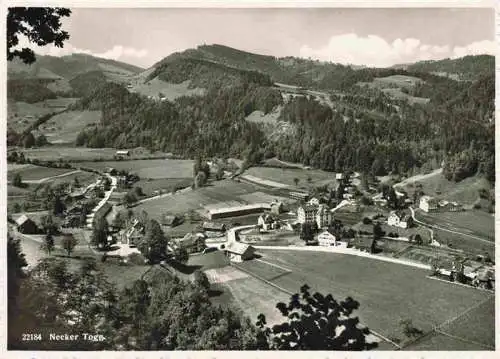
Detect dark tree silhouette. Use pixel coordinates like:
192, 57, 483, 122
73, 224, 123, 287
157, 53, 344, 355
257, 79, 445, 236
256, 284, 378, 350
7, 7, 71, 64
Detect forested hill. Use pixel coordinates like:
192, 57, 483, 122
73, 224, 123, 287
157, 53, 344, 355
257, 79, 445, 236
7, 53, 144, 101
71, 45, 494, 184
8, 53, 144, 80
393, 55, 494, 81
152, 44, 494, 90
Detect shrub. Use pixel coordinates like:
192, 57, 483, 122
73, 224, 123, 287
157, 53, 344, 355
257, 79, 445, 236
362, 217, 372, 225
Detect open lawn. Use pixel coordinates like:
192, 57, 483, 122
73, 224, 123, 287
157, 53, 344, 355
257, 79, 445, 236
244, 166, 336, 188
7, 164, 75, 181
78, 159, 194, 179
37, 110, 101, 144
251, 249, 494, 348
130, 78, 206, 101
416, 210, 494, 241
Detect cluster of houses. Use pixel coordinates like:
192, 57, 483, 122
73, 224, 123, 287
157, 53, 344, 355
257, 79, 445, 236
419, 196, 463, 213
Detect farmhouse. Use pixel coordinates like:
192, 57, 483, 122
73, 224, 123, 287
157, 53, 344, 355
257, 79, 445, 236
316, 204, 332, 228
202, 221, 226, 232
318, 230, 336, 246
174, 233, 205, 254
161, 214, 183, 228
419, 196, 438, 212
207, 203, 271, 220
115, 150, 130, 157
257, 213, 279, 231
15, 215, 38, 234
387, 211, 413, 229
270, 201, 285, 215
225, 241, 255, 262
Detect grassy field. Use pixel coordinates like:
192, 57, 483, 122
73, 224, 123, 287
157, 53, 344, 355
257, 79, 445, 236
135, 179, 270, 222
77, 159, 194, 179
416, 210, 494, 241
398, 171, 491, 206
23, 147, 121, 162
133, 178, 193, 196
7, 164, 75, 181
7, 98, 80, 132
250, 249, 494, 347
37, 110, 101, 144
130, 78, 206, 101
244, 166, 336, 188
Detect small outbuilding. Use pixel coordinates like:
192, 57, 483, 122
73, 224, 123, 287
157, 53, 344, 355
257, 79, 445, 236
15, 215, 39, 234
225, 241, 255, 262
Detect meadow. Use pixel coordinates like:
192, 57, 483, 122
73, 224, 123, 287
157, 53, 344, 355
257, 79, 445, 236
244, 166, 336, 188
248, 249, 494, 348
77, 159, 194, 179
416, 210, 494, 241
37, 110, 101, 144
7, 164, 75, 182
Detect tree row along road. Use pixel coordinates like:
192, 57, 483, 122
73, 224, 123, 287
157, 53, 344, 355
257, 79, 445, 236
408, 207, 493, 245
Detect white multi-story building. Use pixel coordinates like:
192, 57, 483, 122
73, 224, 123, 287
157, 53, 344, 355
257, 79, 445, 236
297, 205, 317, 224
316, 204, 332, 228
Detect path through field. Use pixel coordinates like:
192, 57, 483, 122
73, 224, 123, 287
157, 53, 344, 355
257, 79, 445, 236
7, 169, 82, 184
409, 207, 492, 245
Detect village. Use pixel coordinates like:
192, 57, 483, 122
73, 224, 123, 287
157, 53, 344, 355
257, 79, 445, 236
9, 151, 495, 293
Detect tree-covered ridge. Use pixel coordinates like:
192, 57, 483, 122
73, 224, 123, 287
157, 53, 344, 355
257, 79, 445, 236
7, 78, 58, 103
147, 57, 274, 89
68, 70, 110, 97
74, 80, 281, 156
149, 45, 494, 92
401, 55, 494, 81
8, 53, 144, 80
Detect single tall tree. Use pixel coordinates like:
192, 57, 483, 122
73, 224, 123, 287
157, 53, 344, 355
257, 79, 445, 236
61, 234, 77, 257
91, 217, 109, 250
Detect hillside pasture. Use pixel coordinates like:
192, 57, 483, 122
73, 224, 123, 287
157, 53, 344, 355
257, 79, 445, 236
77, 159, 194, 179
381, 88, 430, 105
23, 147, 120, 162
245, 106, 282, 125
37, 111, 101, 144
244, 166, 336, 188
130, 78, 206, 100
397, 172, 491, 206
252, 249, 494, 349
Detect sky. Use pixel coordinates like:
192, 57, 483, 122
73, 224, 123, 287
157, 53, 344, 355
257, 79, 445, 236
16, 7, 496, 69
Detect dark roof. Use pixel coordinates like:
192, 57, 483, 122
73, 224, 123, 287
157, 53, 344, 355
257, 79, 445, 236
203, 221, 226, 230
162, 215, 182, 226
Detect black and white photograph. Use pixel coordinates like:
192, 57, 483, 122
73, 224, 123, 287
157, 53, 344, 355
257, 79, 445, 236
3, 2, 496, 353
